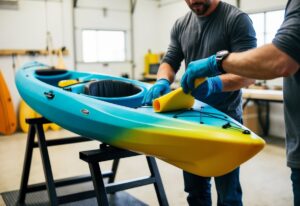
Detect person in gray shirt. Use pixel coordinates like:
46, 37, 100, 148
142, 0, 256, 205
180, 0, 300, 205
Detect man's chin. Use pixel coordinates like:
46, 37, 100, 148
193, 10, 206, 16
191, 3, 210, 16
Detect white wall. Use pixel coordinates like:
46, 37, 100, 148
241, 0, 286, 13
0, 0, 73, 110
133, 0, 161, 78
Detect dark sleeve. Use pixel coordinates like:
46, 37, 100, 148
228, 13, 257, 52
161, 20, 184, 73
273, 0, 300, 64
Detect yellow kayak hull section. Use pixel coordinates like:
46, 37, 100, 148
112, 119, 265, 177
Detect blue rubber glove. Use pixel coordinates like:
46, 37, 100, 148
181, 55, 220, 93
142, 79, 171, 105
191, 76, 223, 101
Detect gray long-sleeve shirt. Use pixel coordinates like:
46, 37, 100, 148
162, 1, 257, 120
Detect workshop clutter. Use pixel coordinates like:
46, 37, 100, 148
243, 102, 267, 136
143, 50, 164, 77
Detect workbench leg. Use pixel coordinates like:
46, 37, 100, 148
265, 101, 270, 136
257, 100, 270, 136
242, 99, 250, 110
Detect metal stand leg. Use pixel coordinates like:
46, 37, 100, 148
35, 123, 58, 206
17, 125, 36, 204
89, 162, 109, 206
108, 159, 119, 184
80, 144, 169, 206
146, 157, 169, 206
17, 117, 94, 205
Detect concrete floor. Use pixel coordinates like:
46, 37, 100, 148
0, 129, 293, 206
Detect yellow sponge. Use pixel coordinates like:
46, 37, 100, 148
153, 78, 206, 112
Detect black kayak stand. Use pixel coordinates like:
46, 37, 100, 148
17, 117, 93, 205
80, 143, 169, 206
17, 117, 168, 206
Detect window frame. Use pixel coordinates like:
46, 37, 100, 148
81, 29, 127, 63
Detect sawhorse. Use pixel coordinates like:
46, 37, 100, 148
17, 117, 168, 205
17, 117, 96, 205
80, 143, 169, 206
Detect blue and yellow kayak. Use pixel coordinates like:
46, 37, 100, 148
15, 61, 265, 177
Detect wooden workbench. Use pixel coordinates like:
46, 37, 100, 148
242, 88, 283, 102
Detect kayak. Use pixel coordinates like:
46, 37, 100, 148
15, 61, 265, 177
0, 71, 17, 135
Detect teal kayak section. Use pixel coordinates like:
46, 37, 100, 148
14, 61, 266, 177
15, 61, 249, 143
15, 62, 173, 143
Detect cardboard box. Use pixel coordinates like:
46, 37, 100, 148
243, 103, 266, 136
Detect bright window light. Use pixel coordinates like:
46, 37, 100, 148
249, 13, 264, 46
82, 30, 98, 62
266, 10, 285, 43
82, 30, 126, 62
249, 9, 284, 46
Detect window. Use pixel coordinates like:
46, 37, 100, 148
249, 10, 284, 46
82, 30, 126, 62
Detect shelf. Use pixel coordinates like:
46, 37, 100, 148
0, 49, 69, 56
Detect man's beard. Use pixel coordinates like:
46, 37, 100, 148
190, 1, 211, 16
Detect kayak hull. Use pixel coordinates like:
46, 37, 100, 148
15, 62, 265, 177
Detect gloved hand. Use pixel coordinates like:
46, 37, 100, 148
142, 79, 171, 105
181, 55, 220, 93
191, 76, 223, 101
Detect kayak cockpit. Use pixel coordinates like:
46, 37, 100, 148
84, 80, 142, 98
34, 68, 146, 108
83, 80, 144, 108
35, 68, 72, 86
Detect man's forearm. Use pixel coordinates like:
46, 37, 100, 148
157, 62, 176, 83
220, 74, 255, 92
223, 44, 299, 79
